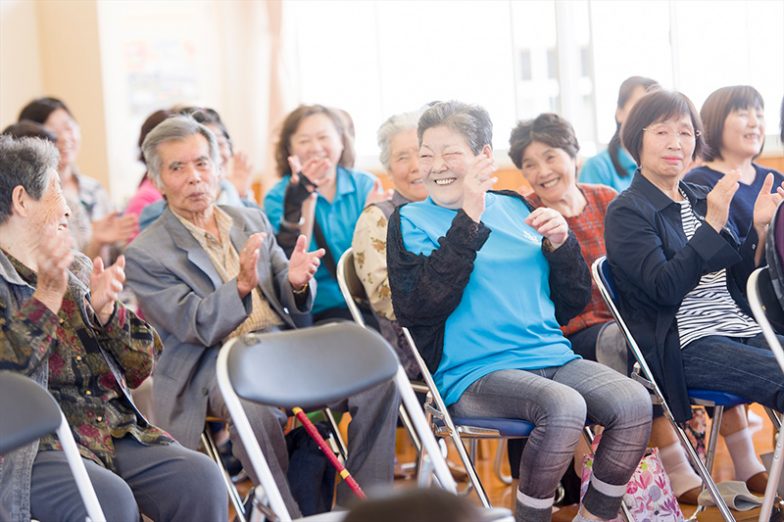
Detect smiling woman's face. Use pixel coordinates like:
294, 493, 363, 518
418, 125, 482, 209
519, 141, 577, 203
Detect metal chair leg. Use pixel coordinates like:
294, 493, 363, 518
760, 417, 784, 522
674, 415, 736, 522
201, 427, 247, 522
494, 438, 514, 485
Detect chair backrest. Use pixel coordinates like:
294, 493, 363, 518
0, 372, 107, 522
591, 258, 664, 399
217, 323, 459, 521
0, 371, 61, 454
336, 248, 369, 327
747, 267, 784, 377
226, 323, 399, 410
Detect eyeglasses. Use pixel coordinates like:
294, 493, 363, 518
642, 125, 701, 142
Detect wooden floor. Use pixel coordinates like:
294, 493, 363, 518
230, 404, 777, 520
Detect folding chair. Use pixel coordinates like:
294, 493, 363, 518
0, 371, 106, 522
201, 417, 249, 522
336, 249, 532, 507
593, 256, 751, 522
335, 250, 426, 466
746, 266, 784, 522
216, 323, 513, 522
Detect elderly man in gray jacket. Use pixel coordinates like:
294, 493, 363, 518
125, 115, 399, 516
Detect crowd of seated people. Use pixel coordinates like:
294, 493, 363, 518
1, 81, 783, 522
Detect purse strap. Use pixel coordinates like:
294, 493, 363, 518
312, 220, 338, 279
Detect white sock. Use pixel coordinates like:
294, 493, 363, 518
659, 442, 703, 496
724, 427, 766, 481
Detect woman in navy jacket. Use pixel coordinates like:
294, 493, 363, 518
604, 90, 784, 477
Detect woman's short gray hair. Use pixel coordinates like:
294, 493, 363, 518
142, 115, 220, 186
377, 110, 422, 170
0, 136, 59, 225
417, 101, 492, 154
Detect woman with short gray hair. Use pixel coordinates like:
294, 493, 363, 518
351, 110, 426, 378
0, 135, 227, 522
387, 101, 652, 522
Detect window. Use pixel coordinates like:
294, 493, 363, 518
286, 0, 784, 168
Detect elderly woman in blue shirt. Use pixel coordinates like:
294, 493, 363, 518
264, 104, 387, 323
387, 101, 652, 522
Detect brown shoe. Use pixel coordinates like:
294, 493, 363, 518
677, 486, 702, 505
746, 471, 769, 495
447, 460, 469, 482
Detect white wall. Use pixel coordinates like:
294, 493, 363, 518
0, 0, 43, 127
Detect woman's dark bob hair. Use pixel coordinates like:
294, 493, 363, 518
274, 104, 355, 178
508, 113, 579, 169
700, 85, 765, 162
621, 90, 704, 166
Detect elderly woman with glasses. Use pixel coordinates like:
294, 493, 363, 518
387, 101, 652, 522
604, 91, 784, 482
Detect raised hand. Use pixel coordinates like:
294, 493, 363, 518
92, 212, 138, 246
461, 155, 497, 222
227, 150, 254, 199
525, 207, 569, 250
237, 232, 266, 298
364, 178, 393, 208
33, 233, 74, 315
705, 169, 741, 232
90, 255, 125, 325
753, 173, 784, 233
288, 155, 331, 189
287, 234, 325, 288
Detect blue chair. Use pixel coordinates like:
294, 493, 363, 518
593, 256, 752, 522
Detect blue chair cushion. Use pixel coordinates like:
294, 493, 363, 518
451, 417, 535, 437
688, 389, 747, 407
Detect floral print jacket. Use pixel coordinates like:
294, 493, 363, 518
0, 248, 170, 522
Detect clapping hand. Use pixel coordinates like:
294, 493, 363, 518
461, 156, 497, 222
237, 233, 266, 298
90, 255, 125, 325
92, 212, 138, 246
289, 155, 331, 189
364, 178, 393, 208
34, 233, 74, 315
287, 235, 325, 289
752, 173, 784, 234
705, 169, 741, 232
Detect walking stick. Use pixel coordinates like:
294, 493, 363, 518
291, 407, 366, 499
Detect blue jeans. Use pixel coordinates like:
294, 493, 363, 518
681, 332, 784, 412
449, 359, 652, 522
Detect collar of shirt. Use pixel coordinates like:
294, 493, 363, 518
172, 205, 234, 249
629, 170, 710, 212
316, 165, 356, 204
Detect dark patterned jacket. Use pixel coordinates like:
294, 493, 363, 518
0, 249, 169, 522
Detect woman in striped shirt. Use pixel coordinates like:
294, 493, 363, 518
605, 89, 784, 496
